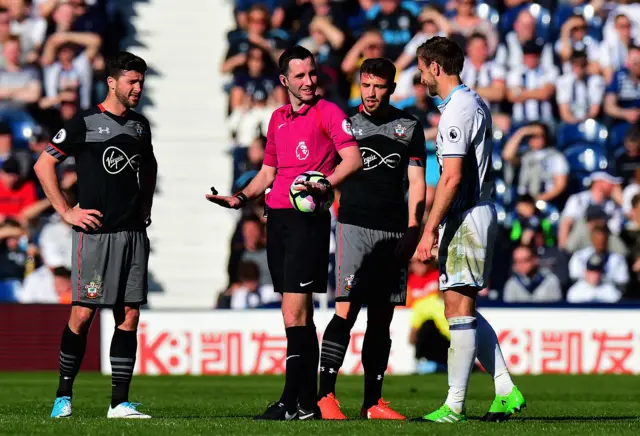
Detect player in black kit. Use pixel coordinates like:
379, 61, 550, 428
316, 58, 426, 420
37, 52, 157, 419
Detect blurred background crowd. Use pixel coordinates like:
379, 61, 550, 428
221, 0, 640, 313
0, 0, 127, 304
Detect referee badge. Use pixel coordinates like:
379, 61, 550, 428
393, 123, 406, 138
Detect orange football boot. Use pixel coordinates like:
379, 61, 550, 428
361, 398, 406, 420
318, 393, 347, 420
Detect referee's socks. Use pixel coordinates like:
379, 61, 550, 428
279, 326, 306, 410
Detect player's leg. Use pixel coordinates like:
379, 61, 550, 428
476, 311, 526, 421
51, 230, 99, 418
107, 230, 150, 419
51, 305, 96, 418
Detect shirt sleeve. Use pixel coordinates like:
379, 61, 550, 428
561, 193, 581, 220
556, 75, 573, 104
589, 75, 606, 105
324, 104, 357, 151
438, 106, 475, 157
263, 112, 278, 167
408, 120, 426, 167
45, 115, 86, 160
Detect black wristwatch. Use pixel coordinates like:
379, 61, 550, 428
234, 192, 249, 208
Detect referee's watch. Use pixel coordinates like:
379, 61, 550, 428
234, 192, 249, 208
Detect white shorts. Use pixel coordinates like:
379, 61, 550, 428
437, 202, 497, 291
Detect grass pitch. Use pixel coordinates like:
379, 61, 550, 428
1, 372, 639, 435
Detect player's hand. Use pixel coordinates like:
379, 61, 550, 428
62, 206, 102, 231
293, 180, 332, 200
205, 187, 245, 209
395, 226, 420, 263
415, 228, 438, 262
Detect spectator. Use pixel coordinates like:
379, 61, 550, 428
559, 171, 626, 250
341, 29, 385, 108
0, 8, 11, 69
292, 0, 347, 43
495, 9, 554, 72
298, 15, 345, 84
0, 35, 41, 111
228, 88, 275, 148
502, 122, 569, 205
17, 264, 72, 304
603, 44, 640, 133
622, 168, 640, 217
569, 224, 629, 288
418, 0, 498, 55
409, 287, 449, 374
217, 260, 263, 309
621, 192, 640, 298
556, 50, 605, 124
8, 0, 46, 64
239, 215, 270, 289
234, 0, 287, 29
600, 13, 637, 84
394, 14, 444, 73
615, 124, 640, 186
229, 45, 284, 110
566, 252, 623, 303
404, 256, 439, 308
555, 14, 600, 75
506, 40, 559, 127
221, 3, 289, 74
0, 121, 31, 177
232, 136, 264, 193
461, 32, 508, 132
364, 0, 419, 61
503, 244, 563, 303
0, 218, 28, 301
40, 31, 102, 110
565, 204, 628, 255
509, 194, 554, 247
0, 156, 36, 218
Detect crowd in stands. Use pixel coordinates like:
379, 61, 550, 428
221, 0, 640, 310
0, 0, 126, 303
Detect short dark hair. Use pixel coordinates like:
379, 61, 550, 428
527, 121, 551, 143
467, 32, 488, 45
360, 58, 396, 83
632, 193, 640, 210
237, 260, 260, 282
417, 36, 464, 76
52, 267, 71, 279
106, 51, 147, 79
570, 50, 588, 63
278, 45, 314, 76
514, 244, 536, 256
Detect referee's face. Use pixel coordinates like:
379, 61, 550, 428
360, 73, 393, 113
282, 57, 318, 104
113, 70, 145, 109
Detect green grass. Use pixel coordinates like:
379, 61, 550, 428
1, 373, 639, 435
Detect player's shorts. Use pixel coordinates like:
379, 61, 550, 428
266, 208, 330, 294
335, 222, 408, 305
71, 229, 150, 307
437, 202, 497, 291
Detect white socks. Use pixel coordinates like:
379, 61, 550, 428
445, 316, 477, 414
476, 310, 515, 397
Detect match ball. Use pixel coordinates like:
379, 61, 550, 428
289, 171, 334, 213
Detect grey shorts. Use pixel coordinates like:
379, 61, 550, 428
335, 222, 408, 305
71, 229, 150, 307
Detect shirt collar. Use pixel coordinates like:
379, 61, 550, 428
287, 96, 320, 118
435, 84, 467, 111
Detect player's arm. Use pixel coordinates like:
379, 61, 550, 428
33, 119, 102, 231
139, 138, 158, 226
326, 146, 362, 188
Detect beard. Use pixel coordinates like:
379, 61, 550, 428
425, 81, 438, 98
115, 88, 139, 109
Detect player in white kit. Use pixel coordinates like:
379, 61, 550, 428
414, 36, 526, 423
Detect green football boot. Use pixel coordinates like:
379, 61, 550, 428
415, 404, 466, 423
482, 385, 526, 422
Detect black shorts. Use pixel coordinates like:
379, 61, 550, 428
266, 208, 330, 294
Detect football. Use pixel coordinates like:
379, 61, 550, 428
289, 171, 334, 213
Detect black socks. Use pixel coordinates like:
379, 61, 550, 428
56, 325, 88, 398
110, 328, 137, 408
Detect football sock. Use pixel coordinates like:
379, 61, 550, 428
318, 315, 353, 398
298, 324, 320, 410
56, 325, 87, 398
110, 328, 137, 408
445, 316, 477, 414
279, 326, 306, 410
362, 320, 392, 409
476, 311, 515, 397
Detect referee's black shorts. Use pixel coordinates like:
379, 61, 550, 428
266, 208, 330, 294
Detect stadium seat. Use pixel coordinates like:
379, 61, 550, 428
564, 144, 609, 189
557, 120, 608, 150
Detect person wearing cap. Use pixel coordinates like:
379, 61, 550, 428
569, 224, 629, 288
556, 50, 605, 124
566, 252, 622, 303
506, 38, 559, 127
566, 204, 628, 255
0, 156, 36, 218
502, 122, 569, 207
559, 171, 626, 250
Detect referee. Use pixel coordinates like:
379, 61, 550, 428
316, 58, 426, 420
37, 52, 157, 419
207, 46, 362, 420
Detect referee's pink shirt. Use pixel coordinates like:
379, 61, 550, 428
263, 97, 357, 209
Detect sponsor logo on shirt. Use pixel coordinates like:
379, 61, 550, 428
361, 147, 401, 170
102, 146, 141, 174
295, 141, 309, 160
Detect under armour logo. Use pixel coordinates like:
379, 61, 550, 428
361, 147, 401, 170
352, 128, 363, 135
329, 368, 337, 374
98, 127, 110, 134
320, 366, 325, 372
377, 374, 382, 381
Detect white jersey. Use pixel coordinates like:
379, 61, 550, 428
435, 84, 494, 218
